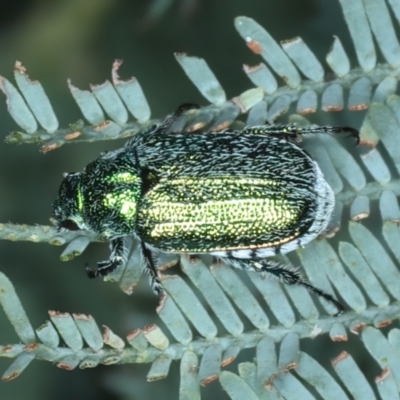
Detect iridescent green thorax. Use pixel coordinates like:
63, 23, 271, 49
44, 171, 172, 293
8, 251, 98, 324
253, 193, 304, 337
80, 149, 142, 237
53, 149, 142, 238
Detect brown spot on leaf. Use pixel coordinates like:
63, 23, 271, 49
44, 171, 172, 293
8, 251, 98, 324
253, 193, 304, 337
187, 122, 206, 132
331, 351, 348, 367
2, 372, 19, 381
298, 107, 316, 115
41, 142, 61, 153
348, 103, 369, 111
375, 367, 391, 383
322, 105, 343, 112
213, 121, 231, 131
221, 356, 235, 367
246, 39, 263, 54
23, 343, 38, 352
350, 322, 366, 335
57, 362, 75, 370
331, 334, 348, 342
243, 63, 263, 74
200, 374, 219, 386
64, 131, 81, 141
14, 61, 27, 74
351, 212, 369, 222
374, 319, 393, 328
126, 329, 141, 341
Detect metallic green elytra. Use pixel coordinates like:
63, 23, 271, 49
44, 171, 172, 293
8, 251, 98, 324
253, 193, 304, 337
53, 104, 359, 315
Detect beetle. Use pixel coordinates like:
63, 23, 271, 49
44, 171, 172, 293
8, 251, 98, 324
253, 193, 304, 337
53, 104, 358, 315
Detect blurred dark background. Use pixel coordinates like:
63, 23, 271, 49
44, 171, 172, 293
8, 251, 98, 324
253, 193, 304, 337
0, 0, 359, 399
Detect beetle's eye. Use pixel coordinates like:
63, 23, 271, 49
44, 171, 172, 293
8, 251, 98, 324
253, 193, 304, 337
60, 219, 80, 231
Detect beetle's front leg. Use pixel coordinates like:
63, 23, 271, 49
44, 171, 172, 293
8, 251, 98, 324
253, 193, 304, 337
86, 237, 128, 278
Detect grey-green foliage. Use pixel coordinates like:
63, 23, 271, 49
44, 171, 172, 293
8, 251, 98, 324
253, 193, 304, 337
1, 0, 400, 399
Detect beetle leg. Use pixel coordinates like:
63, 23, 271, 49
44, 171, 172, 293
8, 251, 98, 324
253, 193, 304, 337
151, 103, 200, 135
243, 124, 300, 142
125, 103, 200, 148
140, 241, 163, 295
86, 237, 128, 278
223, 257, 344, 316
297, 125, 360, 145
248, 124, 359, 145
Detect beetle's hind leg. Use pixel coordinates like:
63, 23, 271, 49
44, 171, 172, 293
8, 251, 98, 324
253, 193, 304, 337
223, 257, 344, 316
140, 241, 163, 295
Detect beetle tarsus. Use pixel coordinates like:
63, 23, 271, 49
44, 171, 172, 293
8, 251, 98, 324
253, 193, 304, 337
152, 103, 199, 136
85, 263, 99, 278
223, 257, 345, 316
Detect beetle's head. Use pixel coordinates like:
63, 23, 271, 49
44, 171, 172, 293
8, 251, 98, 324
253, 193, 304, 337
53, 149, 143, 238
53, 172, 87, 232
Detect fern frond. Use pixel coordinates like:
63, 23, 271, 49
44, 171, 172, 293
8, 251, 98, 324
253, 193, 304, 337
3, 0, 400, 398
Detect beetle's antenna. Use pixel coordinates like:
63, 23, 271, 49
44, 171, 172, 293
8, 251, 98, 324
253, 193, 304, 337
152, 103, 199, 135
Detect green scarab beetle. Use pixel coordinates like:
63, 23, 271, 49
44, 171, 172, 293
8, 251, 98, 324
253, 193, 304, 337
53, 104, 359, 315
